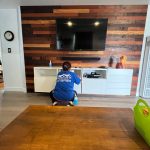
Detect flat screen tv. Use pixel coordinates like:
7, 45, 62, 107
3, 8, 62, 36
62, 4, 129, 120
56, 18, 108, 51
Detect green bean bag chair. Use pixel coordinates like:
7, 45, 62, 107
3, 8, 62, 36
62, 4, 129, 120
134, 99, 150, 146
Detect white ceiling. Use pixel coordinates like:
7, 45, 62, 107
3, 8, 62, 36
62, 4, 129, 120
0, 0, 20, 8
20, 0, 149, 6
0, 0, 149, 9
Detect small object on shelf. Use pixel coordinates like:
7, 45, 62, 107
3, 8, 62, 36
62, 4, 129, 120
116, 55, 127, 69
49, 60, 52, 67
86, 72, 102, 78
108, 56, 114, 68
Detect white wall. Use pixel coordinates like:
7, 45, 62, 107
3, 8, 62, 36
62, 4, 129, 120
0, 40, 2, 61
137, 4, 150, 96
0, 9, 26, 92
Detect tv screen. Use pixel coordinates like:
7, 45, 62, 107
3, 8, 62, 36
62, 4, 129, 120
56, 18, 108, 51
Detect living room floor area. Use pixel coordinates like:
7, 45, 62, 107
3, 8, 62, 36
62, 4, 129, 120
0, 91, 140, 131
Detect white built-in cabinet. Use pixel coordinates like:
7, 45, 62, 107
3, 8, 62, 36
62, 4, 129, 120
34, 67, 133, 95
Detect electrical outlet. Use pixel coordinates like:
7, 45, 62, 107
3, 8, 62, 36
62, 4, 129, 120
8, 48, 11, 53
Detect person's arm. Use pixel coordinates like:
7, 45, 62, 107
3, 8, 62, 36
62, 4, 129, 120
74, 73, 81, 85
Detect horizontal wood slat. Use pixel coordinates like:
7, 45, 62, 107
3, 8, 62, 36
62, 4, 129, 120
24, 50, 104, 55
31, 24, 53, 27
21, 5, 147, 94
24, 44, 51, 48
106, 41, 142, 45
128, 27, 144, 31
117, 16, 146, 20
22, 13, 79, 18
22, 20, 56, 24
22, 13, 52, 17
108, 20, 145, 25
33, 31, 56, 35
53, 9, 90, 13
107, 31, 144, 35
90, 8, 147, 13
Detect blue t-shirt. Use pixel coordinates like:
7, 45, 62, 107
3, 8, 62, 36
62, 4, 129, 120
53, 71, 81, 101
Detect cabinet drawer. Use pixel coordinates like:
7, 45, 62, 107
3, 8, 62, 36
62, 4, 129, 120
107, 75, 133, 82
106, 88, 131, 95
107, 69, 133, 76
82, 78, 106, 94
107, 82, 132, 89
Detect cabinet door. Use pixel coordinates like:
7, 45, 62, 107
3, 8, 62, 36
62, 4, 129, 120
82, 78, 106, 94
107, 69, 133, 95
34, 68, 58, 92
74, 83, 81, 94
34, 76, 57, 92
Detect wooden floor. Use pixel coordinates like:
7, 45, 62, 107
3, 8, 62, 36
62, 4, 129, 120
0, 92, 140, 131
0, 106, 149, 150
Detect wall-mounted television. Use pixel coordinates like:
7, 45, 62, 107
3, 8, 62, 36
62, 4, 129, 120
56, 18, 108, 51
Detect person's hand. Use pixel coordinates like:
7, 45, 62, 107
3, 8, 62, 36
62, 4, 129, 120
78, 74, 81, 79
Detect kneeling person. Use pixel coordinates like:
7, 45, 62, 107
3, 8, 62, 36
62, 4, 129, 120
50, 61, 81, 106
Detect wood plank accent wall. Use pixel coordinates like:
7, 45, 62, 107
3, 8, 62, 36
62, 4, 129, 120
21, 5, 147, 94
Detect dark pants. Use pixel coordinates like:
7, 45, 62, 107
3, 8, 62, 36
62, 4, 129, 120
49, 90, 76, 103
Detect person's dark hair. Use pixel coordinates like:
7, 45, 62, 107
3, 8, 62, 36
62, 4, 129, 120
62, 61, 71, 71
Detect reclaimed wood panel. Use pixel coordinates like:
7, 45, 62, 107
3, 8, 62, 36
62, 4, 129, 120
106, 41, 143, 45
117, 16, 146, 20
53, 8, 90, 13
21, 5, 147, 94
22, 20, 56, 24
33, 31, 56, 35
128, 27, 145, 31
31, 24, 53, 27
107, 31, 144, 35
24, 44, 51, 48
22, 13, 53, 17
